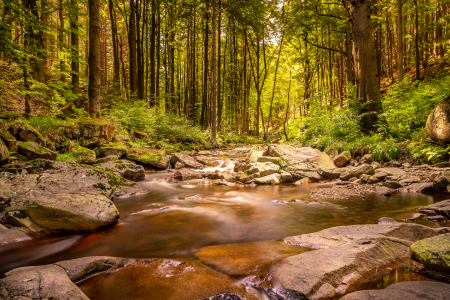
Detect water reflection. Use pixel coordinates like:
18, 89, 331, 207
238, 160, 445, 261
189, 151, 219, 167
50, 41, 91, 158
0, 175, 447, 277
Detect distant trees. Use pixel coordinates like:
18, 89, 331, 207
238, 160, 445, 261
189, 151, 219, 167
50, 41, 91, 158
88, 0, 101, 117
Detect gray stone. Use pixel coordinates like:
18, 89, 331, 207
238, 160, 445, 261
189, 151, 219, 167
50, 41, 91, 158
0, 130, 17, 152
433, 171, 450, 193
340, 281, 450, 300
271, 223, 444, 299
99, 144, 127, 158
248, 162, 280, 177
195, 155, 220, 167
72, 146, 96, 164
334, 151, 352, 167
18, 141, 57, 160
340, 164, 374, 181
170, 153, 204, 169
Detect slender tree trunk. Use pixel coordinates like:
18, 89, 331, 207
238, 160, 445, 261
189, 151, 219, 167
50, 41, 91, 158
156, 5, 161, 106
58, 0, 65, 82
150, 0, 157, 106
108, 0, 120, 87
217, 0, 222, 132
201, 8, 209, 130
413, 0, 420, 80
22, 0, 32, 117
210, 0, 218, 147
88, 0, 101, 118
397, 0, 403, 82
349, 0, 382, 133
70, 0, 80, 103
283, 68, 292, 141
129, 0, 137, 97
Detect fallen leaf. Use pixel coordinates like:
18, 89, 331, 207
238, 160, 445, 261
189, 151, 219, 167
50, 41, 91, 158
23, 278, 33, 282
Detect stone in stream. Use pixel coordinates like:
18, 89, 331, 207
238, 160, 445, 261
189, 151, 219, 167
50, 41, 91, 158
126, 147, 170, 169
195, 155, 220, 167
172, 168, 203, 181
246, 145, 268, 163
340, 164, 374, 181
0, 224, 31, 245
410, 233, 450, 282
248, 162, 280, 177
333, 151, 352, 167
340, 281, 450, 300
170, 153, 204, 169
268, 145, 336, 171
270, 223, 447, 299
18, 141, 57, 160
317, 166, 340, 180
418, 199, 450, 220
2, 193, 119, 234
253, 173, 281, 185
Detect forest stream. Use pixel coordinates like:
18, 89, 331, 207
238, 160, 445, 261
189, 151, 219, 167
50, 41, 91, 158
1, 152, 448, 300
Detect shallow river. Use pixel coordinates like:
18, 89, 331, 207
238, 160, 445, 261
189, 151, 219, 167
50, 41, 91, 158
0, 170, 447, 298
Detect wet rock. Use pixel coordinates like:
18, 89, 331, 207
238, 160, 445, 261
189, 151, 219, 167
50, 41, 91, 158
410, 233, 450, 281
295, 178, 311, 185
371, 161, 381, 170
3, 211, 50, 236
418, 199, 450, 220
0, 224, 31, 245
195, 155, 220, 167
170, 153, 204, 169
326, 148, 338, 159
172, 168, 203, 181
318, 166, 340, 180
0, 130, 18, 152
360, 154, 374, 164
0, 139, 8, 163
432, 171, 450, 193
99, 143, 127, 158
272, 223, 443, 299
334, 151, 352, 167
248, 162, 280, 177
95, 160, 145, 182
399, 176, 421, 186
426, 95, 450, 142
18, 141, 57, 160
378, 217, 397, 224
254, 173, 281, 185
3, 193, 119, 234
280, 172, 294, 183
55, 256, 127, 282
340, 281, 450, 300
0, 264, 89, 300
268, 145, 336, 171
200, 294, 244, 300
376, 167, 406, 176
384, 181, 402, 189
402, 182, 435, 193
198, 150, 214, 156
126, 148, 169, 169
340, 164, 374, 181
72, 146, 96, 164
219, 171, 237, 183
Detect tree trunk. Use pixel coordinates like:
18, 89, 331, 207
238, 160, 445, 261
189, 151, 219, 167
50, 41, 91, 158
201, 8, 209, 130
108, 0, 120, 87
349, 0, 382, 133
397, 0, 403, 82
210, 0, 218, 147
70, 0, 80, 103
150, 0, 157, 106
129, 0, 137, 97
88, 0, 101, 118
413, 0, 420, 80
58, 0, 65, 82
283, 68, 292, 141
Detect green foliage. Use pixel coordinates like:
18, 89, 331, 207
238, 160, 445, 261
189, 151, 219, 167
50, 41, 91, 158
23, 115, 76, 134
57, 152, 78, 163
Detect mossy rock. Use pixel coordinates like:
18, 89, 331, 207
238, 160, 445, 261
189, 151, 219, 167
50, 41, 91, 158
80, 119, 115, 142
0, 130, 18, 152
72, 146, 96, 164
99, 144, 127, 158
0, 138, 9, 163
18, 141, 57, 160
126, 147, 169, 169
18, 122, 44, 144
410, 233, 450, 281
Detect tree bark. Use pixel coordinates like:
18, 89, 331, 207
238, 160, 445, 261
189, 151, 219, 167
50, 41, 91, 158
349, 0, 382, 133
149, 0, 157, 106
129, 0, 137, 97
397, 0, 403, 82
70, 0, 80, 103
88, 0, 101, 118
58, 0, 65, 82
108, 0, 120, 87
210, 0, 218, 147
413, 0, 420, 80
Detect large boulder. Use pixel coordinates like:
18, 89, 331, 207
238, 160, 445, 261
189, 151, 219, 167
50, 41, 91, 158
95, 159, 145, 182
80, 120, 115, 142
172, 168, 203, 181
340, 164, 374, 181
248, 162, 280, 177
426, 95, 450, 142
268, 145, 336, 171
246, 145, 267, 163
0, 139, 8, 163
99, 143, 127, 158
334, 151, 352, 167
0, 264, 89, 300
18, 141, 57, 160
410, 233, 450, 281
340, 281, 450, 300
433, 171, 450, 193
2, 193, 119, 233
170, 153, 204, 169
126, 147, 169, 169
195, 155, 220, 167
10, 122, 44, 144
270, 223, 445, 299
253, 173, 281, 185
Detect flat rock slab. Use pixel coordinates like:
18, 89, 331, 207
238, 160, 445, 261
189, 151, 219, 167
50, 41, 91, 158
340, 281, 450, 300
410, 233, 450, 281
418, 199, 450, 220
0, 224, 31, 245
269, 145, 336, 171
376, 168, 407, 176
271, 223, 445, 299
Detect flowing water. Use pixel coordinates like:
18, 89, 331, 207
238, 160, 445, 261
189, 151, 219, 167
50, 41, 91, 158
0, 163, 448, 298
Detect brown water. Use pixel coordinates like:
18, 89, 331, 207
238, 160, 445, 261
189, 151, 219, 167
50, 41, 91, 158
0, 170, 448, 298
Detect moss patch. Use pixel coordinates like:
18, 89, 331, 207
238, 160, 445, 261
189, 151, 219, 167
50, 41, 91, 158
126, 147, 166, 164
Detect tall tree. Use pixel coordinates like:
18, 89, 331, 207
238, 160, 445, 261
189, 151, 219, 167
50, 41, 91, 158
397, 0, 403, 82
70, 0, 80, 103
210, 0, 218, 147
88, 0, 101, 118
129, 0, 138, 97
